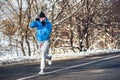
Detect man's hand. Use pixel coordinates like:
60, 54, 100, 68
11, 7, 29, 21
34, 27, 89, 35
41, 20, 46, 26
35, 18, 40, 21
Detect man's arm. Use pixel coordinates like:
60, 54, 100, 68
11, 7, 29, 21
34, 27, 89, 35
44, 22, 52, 36
29, 21, 38, 28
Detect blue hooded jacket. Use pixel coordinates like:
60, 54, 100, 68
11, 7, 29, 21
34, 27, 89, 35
30, 18, 52, 42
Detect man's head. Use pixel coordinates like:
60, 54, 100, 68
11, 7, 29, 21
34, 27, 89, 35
39, 11, 46, 21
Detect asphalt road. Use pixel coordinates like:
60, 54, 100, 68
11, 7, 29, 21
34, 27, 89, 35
0, 52, 120, 80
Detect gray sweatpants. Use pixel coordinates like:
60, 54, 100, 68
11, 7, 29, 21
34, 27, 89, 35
38, 40, 50, 70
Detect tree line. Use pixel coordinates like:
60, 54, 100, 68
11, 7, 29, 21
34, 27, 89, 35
0, 0, 119, 56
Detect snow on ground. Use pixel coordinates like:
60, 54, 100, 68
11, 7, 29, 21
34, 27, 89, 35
0, 49, 120, 66
53, 49, 120, 59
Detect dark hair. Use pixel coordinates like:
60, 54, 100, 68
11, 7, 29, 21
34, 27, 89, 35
39, 11, 46, 18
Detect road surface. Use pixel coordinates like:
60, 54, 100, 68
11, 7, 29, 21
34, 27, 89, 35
0, 52, 120, 80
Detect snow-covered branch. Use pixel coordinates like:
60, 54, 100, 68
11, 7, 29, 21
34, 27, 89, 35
53, 0, 84, 27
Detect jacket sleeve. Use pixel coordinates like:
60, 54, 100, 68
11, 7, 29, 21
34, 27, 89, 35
29, 21, 38, 28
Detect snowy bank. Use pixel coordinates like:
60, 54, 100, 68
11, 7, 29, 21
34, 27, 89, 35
0, 49, 120, 66
53, 49, 120, 59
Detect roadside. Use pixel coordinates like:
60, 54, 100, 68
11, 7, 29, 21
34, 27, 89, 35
0, 49, 120, 67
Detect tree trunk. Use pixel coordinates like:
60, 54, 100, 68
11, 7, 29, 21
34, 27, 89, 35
25, 30, 31, 56
70, 27, 75, 52
20, 35, 26, 56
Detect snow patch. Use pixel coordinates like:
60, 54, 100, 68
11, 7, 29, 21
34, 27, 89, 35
0, 49, 120, 66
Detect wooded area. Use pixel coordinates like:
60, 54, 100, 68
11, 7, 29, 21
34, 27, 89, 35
0, 0, 120, 56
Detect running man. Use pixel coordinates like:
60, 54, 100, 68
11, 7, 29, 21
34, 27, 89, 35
30, 11, 52, 75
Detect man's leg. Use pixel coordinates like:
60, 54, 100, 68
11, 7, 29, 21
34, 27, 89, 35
38, 42, 46, 75
44, 41, 52, 65
39, 51, 46, 75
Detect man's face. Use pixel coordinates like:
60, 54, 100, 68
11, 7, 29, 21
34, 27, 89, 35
39, 17, 46, 21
